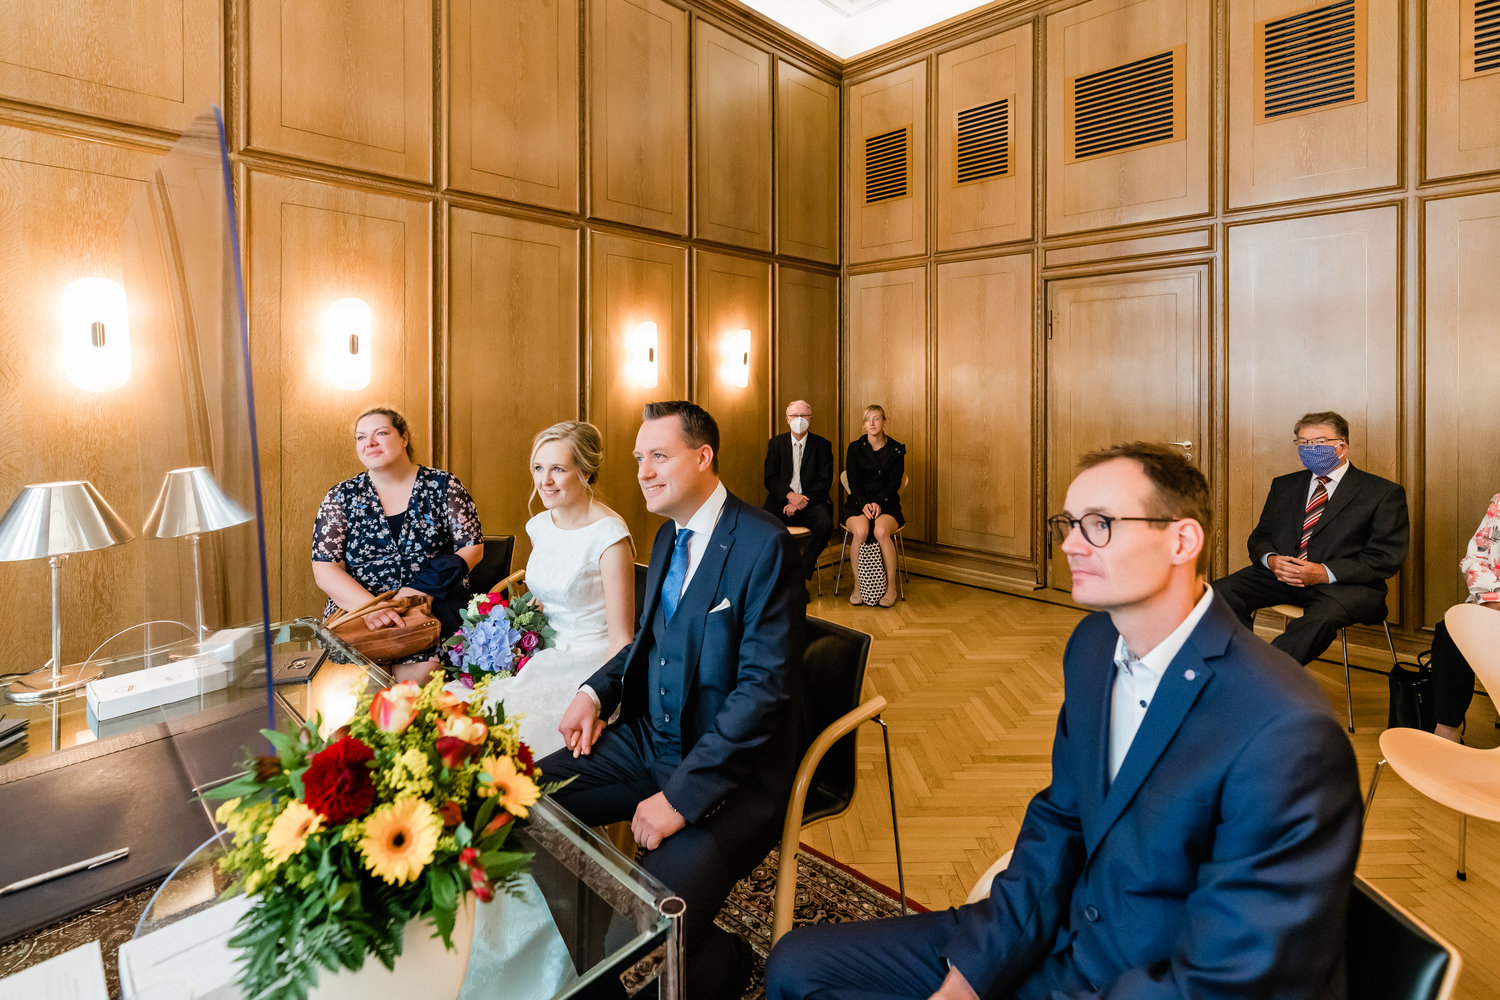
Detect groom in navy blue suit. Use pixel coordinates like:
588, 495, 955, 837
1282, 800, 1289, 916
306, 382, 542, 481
543, 400, 804, 1000
767, 443, 1362, 1000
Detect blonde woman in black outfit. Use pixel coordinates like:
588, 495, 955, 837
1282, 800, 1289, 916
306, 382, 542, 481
842, 404, 905, 607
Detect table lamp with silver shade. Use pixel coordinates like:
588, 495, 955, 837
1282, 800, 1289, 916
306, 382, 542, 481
0, 481, 135, 700
143, 466, 254, 641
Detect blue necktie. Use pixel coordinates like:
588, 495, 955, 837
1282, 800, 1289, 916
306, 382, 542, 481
661, 528, 693, 623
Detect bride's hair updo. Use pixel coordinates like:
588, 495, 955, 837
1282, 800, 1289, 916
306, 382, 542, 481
529, 421, 604, 508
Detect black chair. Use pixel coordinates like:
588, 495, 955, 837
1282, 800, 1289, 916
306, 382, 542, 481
771, 616, 903, 944
1347, 876, 1461, 1000
633, 562, 649, 621
467, 534, 515, 595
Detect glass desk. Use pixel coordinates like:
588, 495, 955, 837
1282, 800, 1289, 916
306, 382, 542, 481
121, 633, 684, 1000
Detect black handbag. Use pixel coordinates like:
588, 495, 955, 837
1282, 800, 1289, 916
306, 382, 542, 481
1387, 650, 1435, 732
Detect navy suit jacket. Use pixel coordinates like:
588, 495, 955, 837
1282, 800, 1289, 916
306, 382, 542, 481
943, 594, 1362, 999
1247, 464, 1409, 598
583, 490, 804, 841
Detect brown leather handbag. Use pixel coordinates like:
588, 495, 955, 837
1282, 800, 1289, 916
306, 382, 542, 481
323, 591, 440, 664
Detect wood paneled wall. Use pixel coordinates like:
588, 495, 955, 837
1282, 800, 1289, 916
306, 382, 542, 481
844, 0, 1500, 639
0, 0, 840, 672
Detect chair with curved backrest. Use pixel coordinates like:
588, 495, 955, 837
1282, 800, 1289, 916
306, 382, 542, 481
467, 534, 515, 596
1255, 603, 1399, 732
833, 471, 910, 599
771, 616, 904, 945
966, 858, 1462, 1000
1365, 602, 1500, 880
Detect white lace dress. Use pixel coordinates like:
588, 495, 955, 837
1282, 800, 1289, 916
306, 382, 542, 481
482, 511, 631, 759
456, 512, 631, 1000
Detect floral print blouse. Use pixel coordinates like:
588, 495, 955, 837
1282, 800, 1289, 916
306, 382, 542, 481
312, 466, 483, 617
1460, 493, 1500, 603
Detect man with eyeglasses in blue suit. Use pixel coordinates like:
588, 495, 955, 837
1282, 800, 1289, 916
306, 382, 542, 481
1211, 410, 1409, 665
766, 441, 1362, 1000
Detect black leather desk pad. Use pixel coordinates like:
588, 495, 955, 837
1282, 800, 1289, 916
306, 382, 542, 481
0, 695, 281, 944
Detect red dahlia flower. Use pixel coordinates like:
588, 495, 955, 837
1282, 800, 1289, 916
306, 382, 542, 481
302, 736, 376, 824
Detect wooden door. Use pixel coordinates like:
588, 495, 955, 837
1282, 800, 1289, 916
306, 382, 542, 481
1046, 267, 1205, 589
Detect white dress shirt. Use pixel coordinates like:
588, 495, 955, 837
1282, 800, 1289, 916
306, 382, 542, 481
1108, 585, 1215, 783
789, 436, 805, 496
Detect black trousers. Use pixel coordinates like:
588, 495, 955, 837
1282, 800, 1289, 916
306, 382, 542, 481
764, 500, 833, 580
1429, 619, 1478, 729
1212, 564, 1386, 665
764, 907, 1092, 1000
539, 721, 767, 1000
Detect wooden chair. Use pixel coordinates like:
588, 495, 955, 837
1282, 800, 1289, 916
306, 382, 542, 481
1366, 602, 1500, 880
833, 471, 910, 600
1256, 603, 1398, 732
771, 616, 904, 945
967, 860, 1462, 1000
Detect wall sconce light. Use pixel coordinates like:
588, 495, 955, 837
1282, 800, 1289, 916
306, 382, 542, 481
61, 277, 131, 392
628, 321, 659, 388
323, 297, 371, 391
722, 328, 751, 389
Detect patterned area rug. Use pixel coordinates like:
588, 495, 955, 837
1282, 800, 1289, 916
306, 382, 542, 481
718, 846, 928, 1000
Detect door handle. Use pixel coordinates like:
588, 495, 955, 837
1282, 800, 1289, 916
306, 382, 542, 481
1168, 441, 1193, 451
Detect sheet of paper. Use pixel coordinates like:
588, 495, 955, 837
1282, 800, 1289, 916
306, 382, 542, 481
0, 940, 108, 1000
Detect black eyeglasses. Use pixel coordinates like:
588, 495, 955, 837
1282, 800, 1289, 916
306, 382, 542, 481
1048, 513, 1177, 547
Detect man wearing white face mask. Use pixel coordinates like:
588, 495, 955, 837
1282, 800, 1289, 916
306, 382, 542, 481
764, 400, 834, 582
1212, 410, 1409, 664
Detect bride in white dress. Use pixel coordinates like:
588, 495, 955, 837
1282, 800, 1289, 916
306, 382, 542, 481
482, 421, 635, 758
459, 421, 634, 1000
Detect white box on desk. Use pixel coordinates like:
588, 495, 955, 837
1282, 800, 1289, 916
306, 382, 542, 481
85, 663, 200, 720
202, 626, 257, 666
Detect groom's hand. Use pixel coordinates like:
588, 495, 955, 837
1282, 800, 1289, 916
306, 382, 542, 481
558, 691, 605, 757
632, 792, 685, 850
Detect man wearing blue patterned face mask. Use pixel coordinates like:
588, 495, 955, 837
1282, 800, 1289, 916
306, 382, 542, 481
1211, 410, 1409, 665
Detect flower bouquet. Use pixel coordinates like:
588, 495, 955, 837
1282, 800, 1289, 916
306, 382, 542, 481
442, 585, 556, 687
205, 675, 564, 1000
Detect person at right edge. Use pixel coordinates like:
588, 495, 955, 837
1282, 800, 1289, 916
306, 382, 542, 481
1430, 492, 1500, 743
1212, 410, 1409, 665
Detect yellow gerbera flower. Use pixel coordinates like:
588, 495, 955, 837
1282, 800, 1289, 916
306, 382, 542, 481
359, 798, 441, 884
264, 800, 323, 867
477, 754, 541, 818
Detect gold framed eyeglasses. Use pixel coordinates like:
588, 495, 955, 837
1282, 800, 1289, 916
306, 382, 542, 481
1293, 437, 1345, 447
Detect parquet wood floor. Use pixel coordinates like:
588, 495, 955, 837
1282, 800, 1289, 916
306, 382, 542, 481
800, 579, 1500, 999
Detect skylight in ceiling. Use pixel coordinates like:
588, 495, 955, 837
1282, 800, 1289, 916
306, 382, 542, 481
739, 0, 998, 59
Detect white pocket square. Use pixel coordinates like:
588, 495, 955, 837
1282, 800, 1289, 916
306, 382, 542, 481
709, 598, 732, 613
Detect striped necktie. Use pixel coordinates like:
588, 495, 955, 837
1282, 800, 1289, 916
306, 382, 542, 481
1299, 476, 1332, 558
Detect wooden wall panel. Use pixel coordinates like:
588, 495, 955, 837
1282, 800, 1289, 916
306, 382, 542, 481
846, 268, 928, 540
587, 232, 688, 559
1045, 0, 1210, 235
1228, 0, 1399, 208
1423, 192, 1500, 620
935, 254, 1033, 556
447, 0, 579, 211
847, 62, 928, 263
588, 0, 689, 234
775, 267, 839, 448
245, 0, 433, 182
245, 170, 432, 622
448, 209, 580, 563
0, 0, 221, 133
695, 23, 772, 251
1426, 0, 1500, 180
693, 252, 772, 502
936, 24, 1034, 250
0, 127, 169, 672
1225, 209, 1401, 600
777, 63, 840, 264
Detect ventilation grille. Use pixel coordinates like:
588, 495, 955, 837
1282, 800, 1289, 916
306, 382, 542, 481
1466, 0, 1500, 78
954, 99, 1013, 184
1065, 48, 1183, 162
864, 127, 910, 203
1255, 0, 1366, 122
